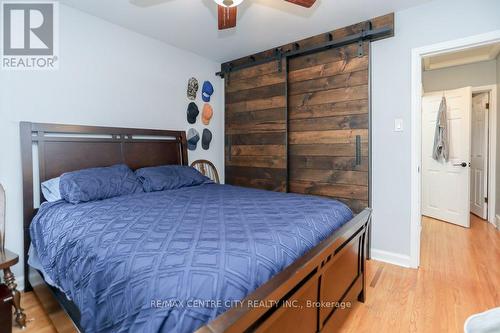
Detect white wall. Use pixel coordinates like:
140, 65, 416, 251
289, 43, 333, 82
371, 0, 500, 263
0, 5, 224, 287
422, 60, 497, 92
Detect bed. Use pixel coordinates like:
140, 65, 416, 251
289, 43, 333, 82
20, 122, 371, 333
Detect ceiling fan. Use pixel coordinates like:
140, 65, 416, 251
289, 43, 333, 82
215, 0, 316, 30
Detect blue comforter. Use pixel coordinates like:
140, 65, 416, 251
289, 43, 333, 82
30, 184, 353, 333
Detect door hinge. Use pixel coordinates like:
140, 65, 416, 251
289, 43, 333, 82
485, 197, 488, 203
486, 103, 489, 109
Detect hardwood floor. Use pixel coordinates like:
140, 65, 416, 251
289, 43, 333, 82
12, 215, 499, 333
12, 292, 56, 333
340, 214, 500, 332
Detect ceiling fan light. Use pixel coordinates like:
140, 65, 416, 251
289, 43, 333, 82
214, 0, 244, 8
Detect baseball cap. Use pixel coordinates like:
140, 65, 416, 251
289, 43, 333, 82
187, 128, 200, 151
202, 81, 214, 102
186, 102, 199, 124
202, 129, 212, 150
187, 77, 199, 100
202, 104, 213, 125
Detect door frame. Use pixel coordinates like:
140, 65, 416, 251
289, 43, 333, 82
410, 30, 500, 268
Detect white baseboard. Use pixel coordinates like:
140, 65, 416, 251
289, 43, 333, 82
371, 249, 411, 268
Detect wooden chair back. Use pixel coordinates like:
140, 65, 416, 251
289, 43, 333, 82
191, 160, 220, 184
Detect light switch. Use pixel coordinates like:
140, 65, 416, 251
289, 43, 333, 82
394, 118, 403, 132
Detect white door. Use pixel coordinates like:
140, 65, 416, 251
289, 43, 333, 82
470, 92, 489, 219
421, 87, 472, 228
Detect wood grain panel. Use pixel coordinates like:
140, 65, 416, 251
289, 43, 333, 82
227, 96, 286, 113
224, 18, 379, 207
289, 114, 368, 132
225, 166, 286, 179
226, 108, 286, 123
226, 83, 286, 104
226, 175, 286, 192
289, 155, 369, 172
225, 72, 286, 93
287, 42, 370, 212
289, 99, 368, 119
225, 59, 287, 192
288, 85, 368, 107
226, 120, 286, 134
231, 145, 286, 156
228, 61, 279, 81
289, 181, 368, 201
288, 71, 368, 96
226, 155, 286, 169
337, 198, 368, 213
228, 133, 286, 146
288, 56, 368, 82
289, 143, 368, 157
288, 43, 368, 72
290, 169, 368, 185
289, 129, 368, 145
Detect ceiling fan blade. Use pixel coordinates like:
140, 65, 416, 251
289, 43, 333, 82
218, 5, 237, 30
285, 0, 316, 8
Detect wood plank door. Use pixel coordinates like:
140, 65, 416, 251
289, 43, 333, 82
421, 87, 472, 228
287, 42, 370, 212
225, 60, 287, 191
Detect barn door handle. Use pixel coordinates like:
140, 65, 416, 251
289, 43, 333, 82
453, 162, 468, 167
355, 135, 361, 165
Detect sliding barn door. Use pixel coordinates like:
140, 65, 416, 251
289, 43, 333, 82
225, 60, 287, 191
287, 42, 370, 212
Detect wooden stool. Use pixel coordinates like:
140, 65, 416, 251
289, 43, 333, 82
0, 249, 26, 328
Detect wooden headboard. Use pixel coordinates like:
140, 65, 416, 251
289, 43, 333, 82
20, 122, 188, 290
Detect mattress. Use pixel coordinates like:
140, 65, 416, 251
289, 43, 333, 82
30, 183, 353, 333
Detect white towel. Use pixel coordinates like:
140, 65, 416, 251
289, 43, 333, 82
432, 96, 449, 161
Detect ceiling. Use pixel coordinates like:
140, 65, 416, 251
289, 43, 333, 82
423, 42, 500, 71
60, 0, 433, 63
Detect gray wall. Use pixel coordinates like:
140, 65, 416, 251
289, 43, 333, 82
422, 60, 497, 92
371, 0, 500, 262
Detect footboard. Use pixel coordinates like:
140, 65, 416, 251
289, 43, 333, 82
197, 208, 371, 333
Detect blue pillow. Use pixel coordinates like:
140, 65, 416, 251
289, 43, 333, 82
60, 164, 143, 204
41, 177, 62, 202
135, 165, 213, 192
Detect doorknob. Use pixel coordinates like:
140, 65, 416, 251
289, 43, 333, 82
453, 162, 468, 167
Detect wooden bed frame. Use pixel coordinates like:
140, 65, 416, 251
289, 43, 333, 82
20, 122, 371, 333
